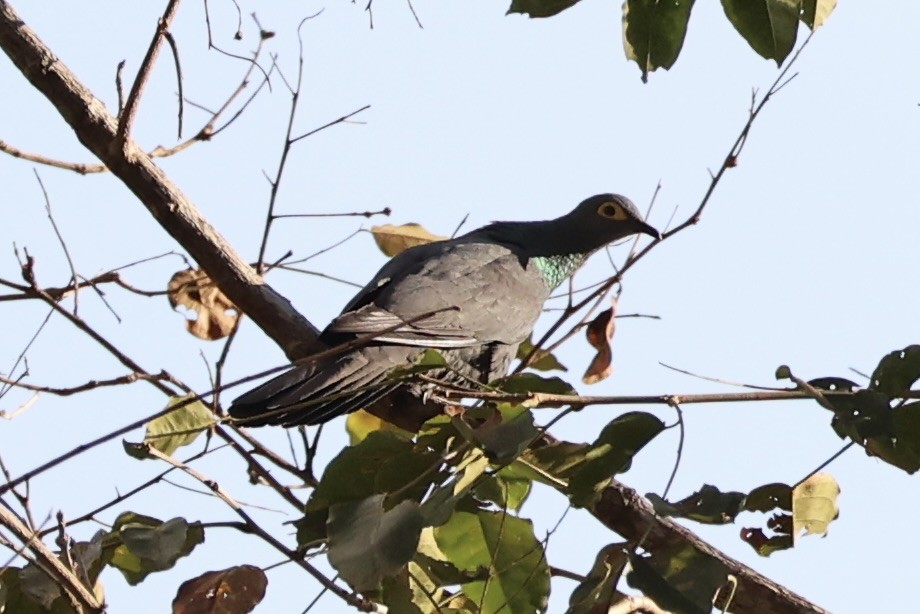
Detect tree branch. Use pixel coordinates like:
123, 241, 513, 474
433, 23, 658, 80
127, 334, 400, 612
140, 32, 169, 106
0, 0, 322, 360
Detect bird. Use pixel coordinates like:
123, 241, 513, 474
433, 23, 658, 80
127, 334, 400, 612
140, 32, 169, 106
229, 193, 659, 429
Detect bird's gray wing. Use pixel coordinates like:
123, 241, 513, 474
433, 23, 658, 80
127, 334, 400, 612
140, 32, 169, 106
326, 237, 550, 347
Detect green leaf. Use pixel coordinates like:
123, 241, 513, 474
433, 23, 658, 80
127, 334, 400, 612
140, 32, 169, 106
473, 408, 540, 463
627, 549, 723, 614
740, 526, 793, 556
865, 401, 920, 474
622, 0, 696, 83
107, 513, 204, 585
474, 466, 532, 511
516, 335, 568, 372
0, 568, 76, 614
434, 509, 550, 613
345, 409, 413, 445
172, 565, 268, 613
800, 0, 836, 29
516, 441, 591, 485
328, 494, 425, 591
298, 431, 443, 547
506, 0, 582, 18
567, 412, 665, 507
720, 0, 799, 65
130, 395, 214, 458
870, 345, 920, 398
494, 372, 577, 400
566, 544, 628, 614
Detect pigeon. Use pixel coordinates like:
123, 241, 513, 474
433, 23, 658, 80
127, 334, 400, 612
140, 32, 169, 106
230, 194, 658, 429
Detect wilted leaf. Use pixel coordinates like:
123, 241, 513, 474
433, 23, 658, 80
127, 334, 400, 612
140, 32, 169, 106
517, 335, 567, 372
721, 0, 799, 65
792, 473, 840, 541
168, 269, 239, 340
647, 484, 746, 524
740, 526, 793, 556
131, 395, 214, 457
800, 0, 836, 29
434, 509, 550, 613
108, 513, 205, 585
172, 565, 267, 614
583, 303, 616, 384
370, 223, 446, 257
743, 483, 792, 512
567, 412, 664, 507
506, 0, 582, 18
328, 495, 425, 591
623, 0, 696, 83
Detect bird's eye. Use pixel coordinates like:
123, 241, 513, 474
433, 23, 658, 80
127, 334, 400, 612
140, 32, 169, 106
597, 202, 626, 220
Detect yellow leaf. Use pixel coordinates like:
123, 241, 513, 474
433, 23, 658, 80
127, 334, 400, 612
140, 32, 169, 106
792, 472, 840, 540
370, 223, 446, 257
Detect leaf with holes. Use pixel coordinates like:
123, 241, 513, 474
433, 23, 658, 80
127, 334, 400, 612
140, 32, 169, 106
870, 345, 920, 398
792, 473, 839, 541
167, 268, 239, 340
172, 565, 267, 614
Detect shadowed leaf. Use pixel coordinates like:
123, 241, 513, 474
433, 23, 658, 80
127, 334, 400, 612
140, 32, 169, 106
328, 495, 425, 591
108, 513, 204, 585
567, 543, 628, 614
567, 412, 664, 507
506, 0, 582, 18
720, 0, 798, 65
623, 0, 696, 82
517, 335, 568, 372
870, 345, 920, 398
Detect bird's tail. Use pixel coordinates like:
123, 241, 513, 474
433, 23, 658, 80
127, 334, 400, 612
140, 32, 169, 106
228, 346, 414, 427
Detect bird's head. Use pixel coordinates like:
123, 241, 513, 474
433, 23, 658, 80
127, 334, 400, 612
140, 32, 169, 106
560, 194, 660, 252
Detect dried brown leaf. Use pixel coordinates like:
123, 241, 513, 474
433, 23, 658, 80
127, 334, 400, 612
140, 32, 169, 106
370, 223, 446, 257
172, 564, 267, 614
582, 301, 617, 385
167, 269, 239, 340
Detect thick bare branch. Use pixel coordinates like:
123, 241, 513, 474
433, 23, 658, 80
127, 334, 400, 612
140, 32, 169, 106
0, 0, 322, 359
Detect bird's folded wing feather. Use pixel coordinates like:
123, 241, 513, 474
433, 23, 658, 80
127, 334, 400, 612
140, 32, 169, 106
325, 237, 549, 347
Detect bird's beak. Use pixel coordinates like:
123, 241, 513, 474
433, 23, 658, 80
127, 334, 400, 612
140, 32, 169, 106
637, 221, 661, 241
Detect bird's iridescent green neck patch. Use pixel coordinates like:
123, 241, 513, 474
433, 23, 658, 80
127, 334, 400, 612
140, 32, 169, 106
533, 253, 588, 289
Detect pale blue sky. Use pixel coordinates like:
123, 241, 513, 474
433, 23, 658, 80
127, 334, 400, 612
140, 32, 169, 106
1, 1, 918, 612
